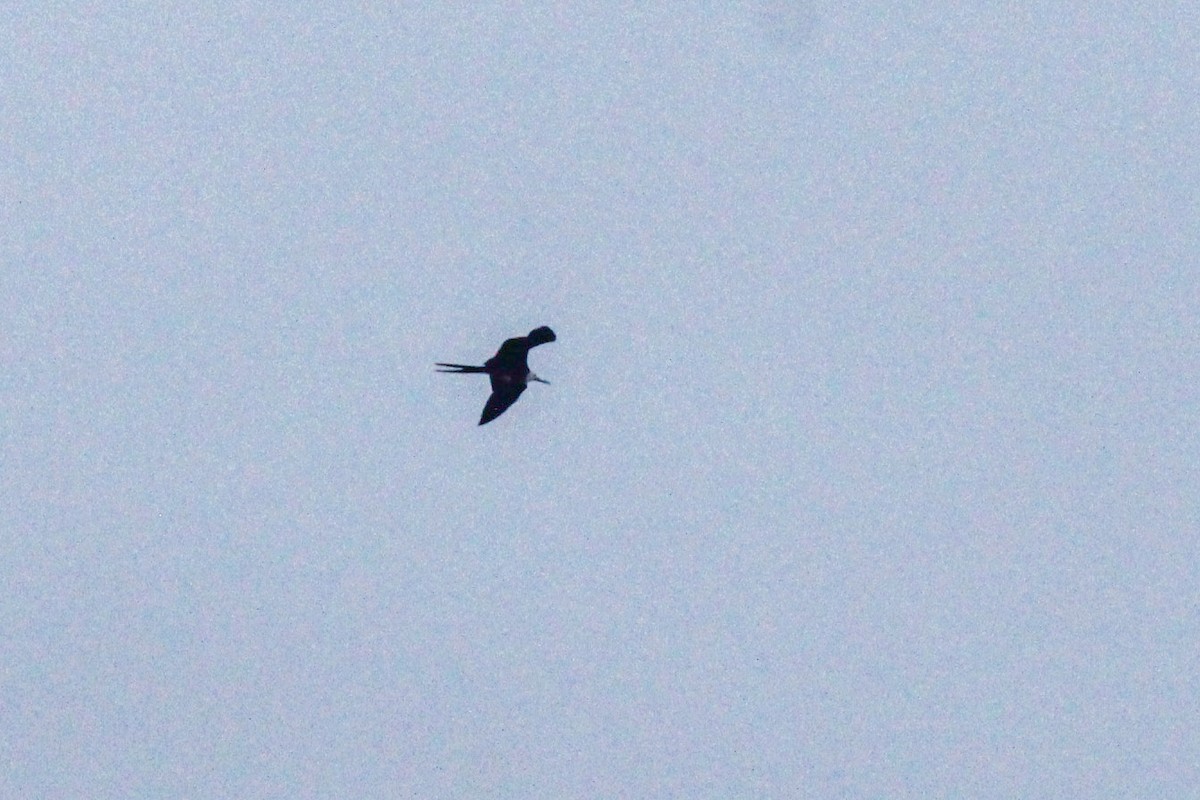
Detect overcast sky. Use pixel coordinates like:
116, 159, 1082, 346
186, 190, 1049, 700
2, 3, 1198, 798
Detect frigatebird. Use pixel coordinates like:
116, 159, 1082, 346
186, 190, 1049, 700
437, 326, 556, 425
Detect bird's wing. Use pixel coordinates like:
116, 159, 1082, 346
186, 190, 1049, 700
488, 337, 529, 370
486, 328, 555, 370
479, 385, 525, 425
526, 326, 556, 347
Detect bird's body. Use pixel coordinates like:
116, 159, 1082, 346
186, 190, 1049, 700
437, 326, 556, 425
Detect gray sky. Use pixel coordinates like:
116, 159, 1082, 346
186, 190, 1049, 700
3, 3, 1198, 798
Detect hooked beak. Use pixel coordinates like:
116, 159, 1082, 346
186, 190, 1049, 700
530, 374, 550, 385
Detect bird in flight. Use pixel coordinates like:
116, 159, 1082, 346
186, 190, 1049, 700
437, 326, 557, 425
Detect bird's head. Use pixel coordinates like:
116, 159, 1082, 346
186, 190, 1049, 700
529, 373, 550, 385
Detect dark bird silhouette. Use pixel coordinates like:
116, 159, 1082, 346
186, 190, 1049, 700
437, 326, 556, 425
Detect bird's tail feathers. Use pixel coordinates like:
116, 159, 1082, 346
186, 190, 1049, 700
436, 363, 487, 373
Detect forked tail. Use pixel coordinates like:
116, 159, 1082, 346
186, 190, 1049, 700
436, 363, 488, 373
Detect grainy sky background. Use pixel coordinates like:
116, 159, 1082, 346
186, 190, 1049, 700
3, 3, 1198, 798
